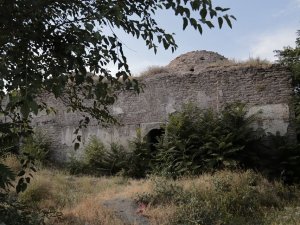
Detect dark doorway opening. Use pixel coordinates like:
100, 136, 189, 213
146, 128, 164, 152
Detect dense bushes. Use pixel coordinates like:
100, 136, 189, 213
0, 152, 58, 225
254, 134, 300, 183
153, 103, 264, 177
68, 102, 300, 183
152, 103, 300, 182
126, 129, 154, 178
68, 134, 153, 178
68, 137, 129, 176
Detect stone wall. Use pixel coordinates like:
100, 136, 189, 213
31, 51, 295, 162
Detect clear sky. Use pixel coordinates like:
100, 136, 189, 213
110, 0, 300, 75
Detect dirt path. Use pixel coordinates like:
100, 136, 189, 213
102, 198, 150, 225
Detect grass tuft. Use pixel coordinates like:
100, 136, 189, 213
138, 66, 169, 77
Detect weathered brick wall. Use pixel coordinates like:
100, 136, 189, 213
31, 51, 295, 162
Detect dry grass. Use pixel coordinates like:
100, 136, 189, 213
202, 57, 273, 72
0, 154, 22, 174
17, 169, 152, 225
144, 204, 177, 225
138, 66, 169, 77
135, 57, 272, 77
135, 171, 300, 225
230, 57, 272, 66
15, 169, 300, 225
55, 200, 124, 225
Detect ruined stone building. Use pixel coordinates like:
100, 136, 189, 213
31, 51, 295, 162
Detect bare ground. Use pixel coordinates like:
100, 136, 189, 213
102, 198, 150, 225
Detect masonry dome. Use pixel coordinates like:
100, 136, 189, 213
166, 50, 228, 72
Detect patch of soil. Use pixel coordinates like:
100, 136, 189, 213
102, 198, 150, 225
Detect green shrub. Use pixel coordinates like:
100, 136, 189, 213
67, 156, 89, 175
66, 136, 106, 176
126, 129, 154, 178
136, 177, 184, 205
84, 136, 106, 167
0, 192, 60, 225
19, 180, 52, 204
153, 103, 263, 177
99, 142, 129, 176
75, 136, 129, 176
21, 130, 50, 166
256, 133, 300, 184
76, 132, 155, 178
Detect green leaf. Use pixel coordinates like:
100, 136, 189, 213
205, 21, 214, 29
197, 24, 203, 34
20, 101, 30, 118
30, 167, 37, 172
191, 0, 200, 9
224, 15, 232, 28
162, 39, 169, 49
77, 135, 82, 142
75, 143, 80, 150
190, 18, 197, 29
218, 17, 223, 29
85, 23, 94, 32
17, 170, 25, 176
183, 17, 188, 30
230, 15, 237, 20
29, 100, 39, 115
200, 8, 207, 19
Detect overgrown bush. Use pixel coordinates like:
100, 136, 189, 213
67, 156, 90, 176
153, 103, 263, 177
21, 130, 50, 166
135, 176, 185, 205
69, 136, 130, 176
99, 142, 129, 176
254, 133, 300, 184
83, 136, 106, 175
0, 193, 51, 225
0, 151, 44, 224
68, 133, 155, 178
125, 129, 154, 178
19, 177, 53, 205
1, 170, 62, 225
66, 103, 300, 183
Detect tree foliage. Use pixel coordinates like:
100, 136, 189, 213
0, 0, 235, 190
275, 30, 300, 140
0, 0, 235, 125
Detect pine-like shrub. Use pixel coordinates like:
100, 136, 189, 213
20, 130, 51, 166
153, 103, 263, 177
126, 129, 154, 178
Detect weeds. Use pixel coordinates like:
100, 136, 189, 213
138, 66, 169, 77
137, 170, 300, 225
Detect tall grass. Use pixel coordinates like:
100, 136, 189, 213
137, 170, 300, 225
9, 167, 300, 225
17, 169, 133, 225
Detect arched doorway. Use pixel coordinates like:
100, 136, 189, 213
145, 128, 164, 152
